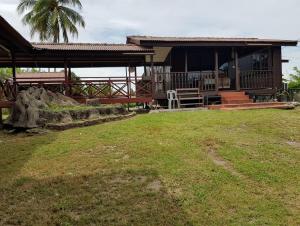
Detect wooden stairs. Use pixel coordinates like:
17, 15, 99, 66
219, 91, 252, 104
208, 91, 293, 110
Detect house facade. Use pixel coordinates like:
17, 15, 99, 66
0, 15, 298, 107
127, 36, 297, 103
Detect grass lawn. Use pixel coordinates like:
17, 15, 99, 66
0, 108, 299, 225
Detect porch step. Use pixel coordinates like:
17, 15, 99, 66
208, 102, 293, 110
219, 91, 246, 97
223, 99, 253, 104
219, 91, 253, 104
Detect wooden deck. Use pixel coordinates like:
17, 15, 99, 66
208, 102, 293, 110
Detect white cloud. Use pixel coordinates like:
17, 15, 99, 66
0, 0, 299, 76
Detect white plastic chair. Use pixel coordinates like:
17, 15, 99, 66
167, 90, 179, 109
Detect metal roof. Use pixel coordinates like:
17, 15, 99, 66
0, 16, 32, 51
32, 43, 153, 53
127, 36, 298, 46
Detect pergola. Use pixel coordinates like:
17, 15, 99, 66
0, 16, 155, 104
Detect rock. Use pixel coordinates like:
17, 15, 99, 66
6, 87, 132, 130
7, 87, 80, 128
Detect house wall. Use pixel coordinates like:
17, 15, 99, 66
272, 46, 283, 89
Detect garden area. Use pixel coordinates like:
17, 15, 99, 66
0, 108, 299, 225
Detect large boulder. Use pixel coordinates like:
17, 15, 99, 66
7, 87, 78, 128
6, 87, 129, 129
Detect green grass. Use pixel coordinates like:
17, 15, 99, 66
0, 108, 299, 225
45, 104, 99, 112
44, 103, 121, 112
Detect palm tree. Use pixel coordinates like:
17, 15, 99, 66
17, 0, 85, 43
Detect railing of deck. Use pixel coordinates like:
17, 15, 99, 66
240, 70, 273, 89
154, 71, 217, 95
0, 76, 152, 101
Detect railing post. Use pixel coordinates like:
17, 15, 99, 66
109, 78, 112, 98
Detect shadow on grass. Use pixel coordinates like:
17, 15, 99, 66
0, 131, 58, 182
0, 169, 192, 226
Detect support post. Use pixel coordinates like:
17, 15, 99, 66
68, 67, 72, 81
214, 49, 219, 92
235, 49, 240, 91
125, 67, 130, 110
185, 49, 188, 73
134, 67, 138, 95
0, 108, 2, 127
150, 55, 154, 98
12, 51, 17, 98
64, 61, 68, 95
68, 66, 72, 96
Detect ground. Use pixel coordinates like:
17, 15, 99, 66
0, 108, 300, 226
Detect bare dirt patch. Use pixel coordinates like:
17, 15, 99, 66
146, 180, 162, 192
207, 149, 244, 178
286, 141, 300, 149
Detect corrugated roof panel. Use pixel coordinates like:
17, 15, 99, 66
32, 43, 154, 52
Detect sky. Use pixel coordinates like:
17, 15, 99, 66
0, 0, 299, 77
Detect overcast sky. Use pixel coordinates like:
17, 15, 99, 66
0, 0, 299, 76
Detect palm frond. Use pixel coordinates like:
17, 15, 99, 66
17, 0, 37, 14
18, 0, 85, 42
58, 0, 83, 9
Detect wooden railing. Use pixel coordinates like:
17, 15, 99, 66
240, 70, 273, 89
154, 71, 217, 95
0, 76, 152, 101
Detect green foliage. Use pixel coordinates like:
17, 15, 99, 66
288, 67, 300, 89
0, 68, 24, 80
17, 0, 85, 43
45, 104, 95, 112
0, 68, 45, 80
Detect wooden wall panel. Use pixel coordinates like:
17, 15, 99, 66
272, 47, 282, 89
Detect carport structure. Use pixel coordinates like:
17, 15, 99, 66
0, 16, 154, 104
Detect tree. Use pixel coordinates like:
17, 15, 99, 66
0, 68, 24, 80
288, 67, 300, 89
17, 0, 85, 43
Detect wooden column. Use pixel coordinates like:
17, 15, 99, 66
68, 67, 72, 81
272, 47, 282, 89
150, 55, 154, 98
125, 66, 130, 110
125, 66, 130, 98
184, 49, 188, 73
134, 67, 138, 97
214, 49, 219, 92
0, 108, 2, 127
12, 51, 16, 81
235, 48, 240, 91
64, 61, 68, 95
12, 51, 17, 97
68, 66, 72, 96
64, 61, 68, 82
